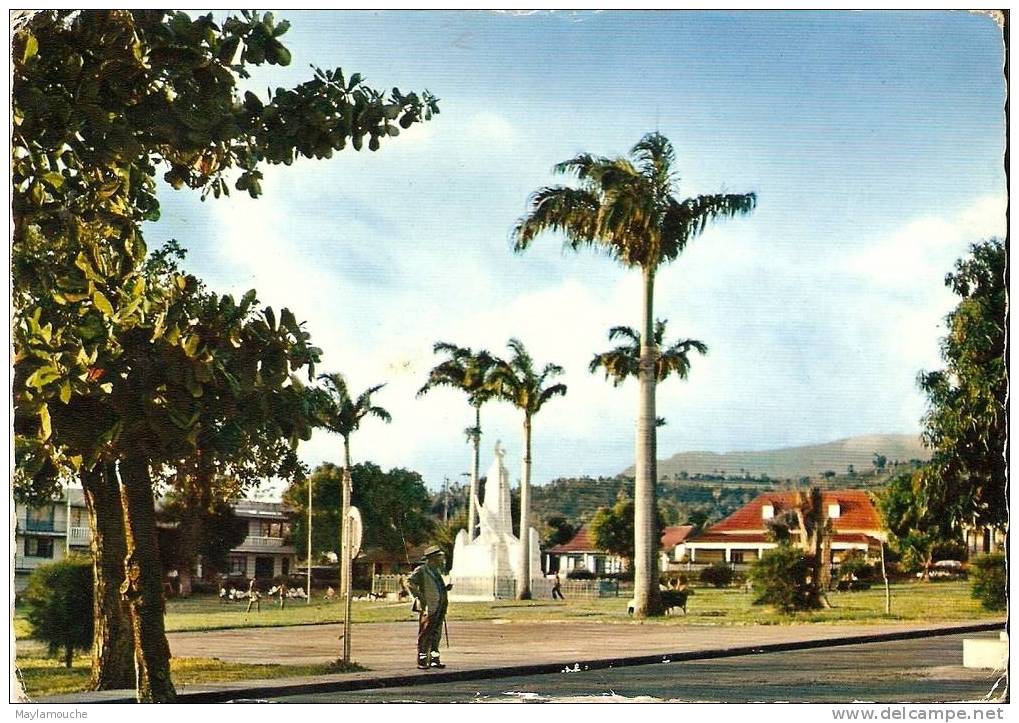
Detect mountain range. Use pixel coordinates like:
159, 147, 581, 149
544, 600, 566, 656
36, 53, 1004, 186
622, 433, 928, 481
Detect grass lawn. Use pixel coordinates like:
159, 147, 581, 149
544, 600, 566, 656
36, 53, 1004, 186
13, 581, 996, 639
14, 654, 362, 700
14, 581, 997, 698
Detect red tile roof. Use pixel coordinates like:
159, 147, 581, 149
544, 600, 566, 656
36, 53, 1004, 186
548, 524, 598, 554
690, 531, 882, 545
660, 525, 695, 548
707, 489, 882, 535
549, 523, 696, 554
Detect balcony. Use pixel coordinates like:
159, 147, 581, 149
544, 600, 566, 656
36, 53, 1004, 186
243, 535, 285, 548
68, 526, 91, 545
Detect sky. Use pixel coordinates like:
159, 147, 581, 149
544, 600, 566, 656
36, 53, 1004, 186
145, 10, 1007, 496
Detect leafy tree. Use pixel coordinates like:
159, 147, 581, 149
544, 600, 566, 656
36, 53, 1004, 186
872, 453, 887, 473
878, 470, 947, 581
541, 515, 577, 549
157, 483, 248, 588
589, 497, 666, 568
23, 557, 94, 667
512, 132, 756, 616
489, 339, 567, 599
918, 239, 1006, 531
13, 9, 437, 701
750, 544, 819, 613
310, 376, 391, 598
418, 343, 498, 541
284, 462, 432, 561
970, 553, 1006, 611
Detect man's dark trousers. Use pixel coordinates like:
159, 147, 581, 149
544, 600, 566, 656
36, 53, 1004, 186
417, 599, 447, 661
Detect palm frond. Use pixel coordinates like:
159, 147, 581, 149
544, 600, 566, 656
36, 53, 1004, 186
661, 192, 757, 260
512, 186, 601, 252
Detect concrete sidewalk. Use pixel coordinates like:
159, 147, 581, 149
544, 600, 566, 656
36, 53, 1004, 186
36, 619, 1004, 703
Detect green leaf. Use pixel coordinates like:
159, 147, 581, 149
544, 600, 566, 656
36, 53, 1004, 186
38, 404, 51, 441
26, 366, 60, 389
92, 291, 114, 316
21, 33, 38, 64
59, 381, 72, 405
183, 334, 200, 357
41, 172, 64, 190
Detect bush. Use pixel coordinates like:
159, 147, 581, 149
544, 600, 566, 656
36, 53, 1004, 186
23, 556, 94, 667
836, 554, 874, 584
699, 562, 735, 588
566, 569, 594, 580
970, 553, 1006, 611
749, 545, 820, 613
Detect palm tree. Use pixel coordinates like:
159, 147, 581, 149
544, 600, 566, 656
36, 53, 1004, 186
314, 374, 391, 607
590, 319, 708, 390
489, 338, 567, 599
512, 132, 756, 616
418, 343, 497, 540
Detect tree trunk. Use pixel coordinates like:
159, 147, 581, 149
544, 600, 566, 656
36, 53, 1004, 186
118, 456, 176, 703
81, 462, 135, 691
469, 405, 481, 540
64, 644, 73, 669
633, 266, 663, 618
517, 414, 532, 600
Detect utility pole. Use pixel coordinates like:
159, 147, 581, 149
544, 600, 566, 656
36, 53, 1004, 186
306, 474, 313, 603
341, 467, 353, 663
442, 477, 450, 523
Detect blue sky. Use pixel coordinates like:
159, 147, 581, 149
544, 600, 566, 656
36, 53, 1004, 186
147, 10, 1006, 495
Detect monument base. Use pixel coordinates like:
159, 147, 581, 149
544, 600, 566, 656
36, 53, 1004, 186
449, 575, 552, 601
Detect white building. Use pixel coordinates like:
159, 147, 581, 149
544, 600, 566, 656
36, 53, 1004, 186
14, 489, 298, 592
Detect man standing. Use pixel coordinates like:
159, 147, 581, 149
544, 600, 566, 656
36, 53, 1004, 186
406, 545, 452, 669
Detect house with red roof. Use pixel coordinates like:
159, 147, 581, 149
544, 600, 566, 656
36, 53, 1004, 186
545, 523, 626, 575
546, 523, 699, 576
684, 489, 886, 566
659, 524, 696, 571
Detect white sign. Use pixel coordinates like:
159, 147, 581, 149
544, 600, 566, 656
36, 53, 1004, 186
348, 506, 363, 560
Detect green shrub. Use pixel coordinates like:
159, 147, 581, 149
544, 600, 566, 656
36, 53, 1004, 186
749, 545, 820, 612
970, 553, 1006, 611
566, 569, 594, 580
836, 553, 874, 584
23, 556, 94, 667
699, 562, 735, 588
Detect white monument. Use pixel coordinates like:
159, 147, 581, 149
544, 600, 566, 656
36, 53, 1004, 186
449, 441, 546, 600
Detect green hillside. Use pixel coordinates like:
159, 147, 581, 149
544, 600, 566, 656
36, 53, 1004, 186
530, 434, 926, 530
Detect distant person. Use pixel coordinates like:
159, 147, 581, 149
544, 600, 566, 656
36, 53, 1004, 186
551, 573, 565, 600
245, 579, 261, 613
406, 545, 453, 670
325, 586, 336, 602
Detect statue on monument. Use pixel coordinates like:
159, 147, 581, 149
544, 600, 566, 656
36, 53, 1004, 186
449, 441, 545, 599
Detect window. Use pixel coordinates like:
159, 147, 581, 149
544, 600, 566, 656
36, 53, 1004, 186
26, 537, 54, 558
731, 551, 745, 564
26, 505, 55, 531
229, 556, 247, 575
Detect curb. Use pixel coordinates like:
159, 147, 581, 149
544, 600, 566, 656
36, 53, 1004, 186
39, 621, 1005, 704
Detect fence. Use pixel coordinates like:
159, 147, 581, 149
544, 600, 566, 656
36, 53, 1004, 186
372, 573, 625, 599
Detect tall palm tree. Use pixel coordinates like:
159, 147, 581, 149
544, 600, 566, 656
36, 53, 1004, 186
418, 343, 497, 540
314, 373, 391, 606
590, 319, 708, 390
489, 338, 567, 599
512, 132, 756, 616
